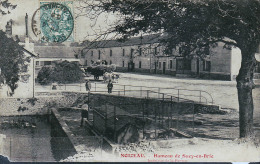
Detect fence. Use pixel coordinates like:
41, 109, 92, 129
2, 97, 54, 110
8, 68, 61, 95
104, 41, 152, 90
35, 82, 214, 105
90, 96, 197, 144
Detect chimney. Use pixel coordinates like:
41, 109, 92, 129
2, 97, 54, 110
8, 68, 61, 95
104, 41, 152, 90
5, 20, 12, 36
25, 13, 30, 48
25, 13, 28, 38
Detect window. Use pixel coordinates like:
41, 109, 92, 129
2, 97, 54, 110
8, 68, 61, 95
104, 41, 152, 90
110, 49, 112, 56
85, 60, 88, 66
44, 61, 51, 65
139, 61, 142, 68
130, 49, 134, 58
36, 61, 39, 66
98, 50, 101, 59
91, 51, 93, 56
122, 61, 125, 67
139, 48, 142, 56
154, 47, 157, 55
170, 60, 173, 69
159, 62, 161, 69
203, 60, 211, 71
122, 49, 125, 56
110, 60, 112, 64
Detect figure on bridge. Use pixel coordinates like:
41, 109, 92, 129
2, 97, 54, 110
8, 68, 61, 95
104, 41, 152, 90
107, 80, 113, 93
85, 79, 91, 91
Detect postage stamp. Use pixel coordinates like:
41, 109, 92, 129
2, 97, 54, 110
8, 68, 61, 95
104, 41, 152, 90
31, 1, 74, 43
40, 2, 74, 43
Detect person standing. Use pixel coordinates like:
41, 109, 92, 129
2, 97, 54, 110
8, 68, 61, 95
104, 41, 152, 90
107, 80, 113, 93
85, 79, 91, 91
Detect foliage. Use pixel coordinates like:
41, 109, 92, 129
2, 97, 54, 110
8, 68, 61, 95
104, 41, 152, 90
0, 31, 29, 96
0, 0, 16, 15
27, 97, 38, 106
100, 0, 260, 56
37, 60, 84, 85
88, 0, 260, 138
37, 66, 54, 85
0, 0, 29, 96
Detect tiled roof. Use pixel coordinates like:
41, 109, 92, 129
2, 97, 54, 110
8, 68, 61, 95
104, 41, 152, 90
34, 46, 81, 58
83, 34, 163, 49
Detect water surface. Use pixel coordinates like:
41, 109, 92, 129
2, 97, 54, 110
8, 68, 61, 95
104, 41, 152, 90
0, 115, 76, 162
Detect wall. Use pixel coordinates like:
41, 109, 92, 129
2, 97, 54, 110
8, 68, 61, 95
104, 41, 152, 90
82, 44, 178, 76
82, 41, 234, 80
0, 92, 83, 116
189, 42, 233, 80
210, 42, 232, 76
231, 47, 242, 81
93, 109, 106, 133
83, 46, 130, 67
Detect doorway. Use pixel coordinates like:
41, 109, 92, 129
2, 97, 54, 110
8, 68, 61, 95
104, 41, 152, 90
163, 62, 166, 74
196, 58, 200, 75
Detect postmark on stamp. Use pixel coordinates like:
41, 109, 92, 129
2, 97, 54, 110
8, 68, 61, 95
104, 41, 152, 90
32, 2, 74, 43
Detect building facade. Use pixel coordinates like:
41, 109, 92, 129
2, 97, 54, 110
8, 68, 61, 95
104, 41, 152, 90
33, 44, 81, 76
81, 35, 260, 81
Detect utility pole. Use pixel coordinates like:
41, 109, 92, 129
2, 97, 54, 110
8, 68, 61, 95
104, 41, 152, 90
33, 57, 35, 98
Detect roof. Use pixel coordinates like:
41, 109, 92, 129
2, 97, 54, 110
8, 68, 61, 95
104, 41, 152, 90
83, 34, 164, 49
34, 46, 81, 58
21, 47, 38, 57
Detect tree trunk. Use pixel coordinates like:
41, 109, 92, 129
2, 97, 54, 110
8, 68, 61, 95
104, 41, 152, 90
236, 48, 257, 138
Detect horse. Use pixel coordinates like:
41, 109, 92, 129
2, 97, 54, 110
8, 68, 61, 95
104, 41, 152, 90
103, 72, 120, 83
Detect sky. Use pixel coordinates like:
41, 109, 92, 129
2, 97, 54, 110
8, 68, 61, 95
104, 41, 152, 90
0, 0, 119, 43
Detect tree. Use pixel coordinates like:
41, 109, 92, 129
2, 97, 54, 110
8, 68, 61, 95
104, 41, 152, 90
36, 66, 54, 85
0, 31, 30, 96
0, 0, 16, 15
84, 0, 260, 138
51, 61, 84, 84
0, 0, 29, 96
37, 61, 84, 85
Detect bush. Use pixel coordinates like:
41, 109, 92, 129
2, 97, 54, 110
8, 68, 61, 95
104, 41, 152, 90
37, 66, 53, 85
37, 61, 84, 85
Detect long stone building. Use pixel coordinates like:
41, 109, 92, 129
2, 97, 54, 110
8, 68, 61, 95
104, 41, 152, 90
80, 34, 260, 81
4, 16, 260, 85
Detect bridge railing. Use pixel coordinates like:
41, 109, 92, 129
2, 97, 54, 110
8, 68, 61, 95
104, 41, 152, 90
35, 82, 214, 105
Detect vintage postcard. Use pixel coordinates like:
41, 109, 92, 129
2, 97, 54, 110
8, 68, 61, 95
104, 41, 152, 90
0, 0, 259, 162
